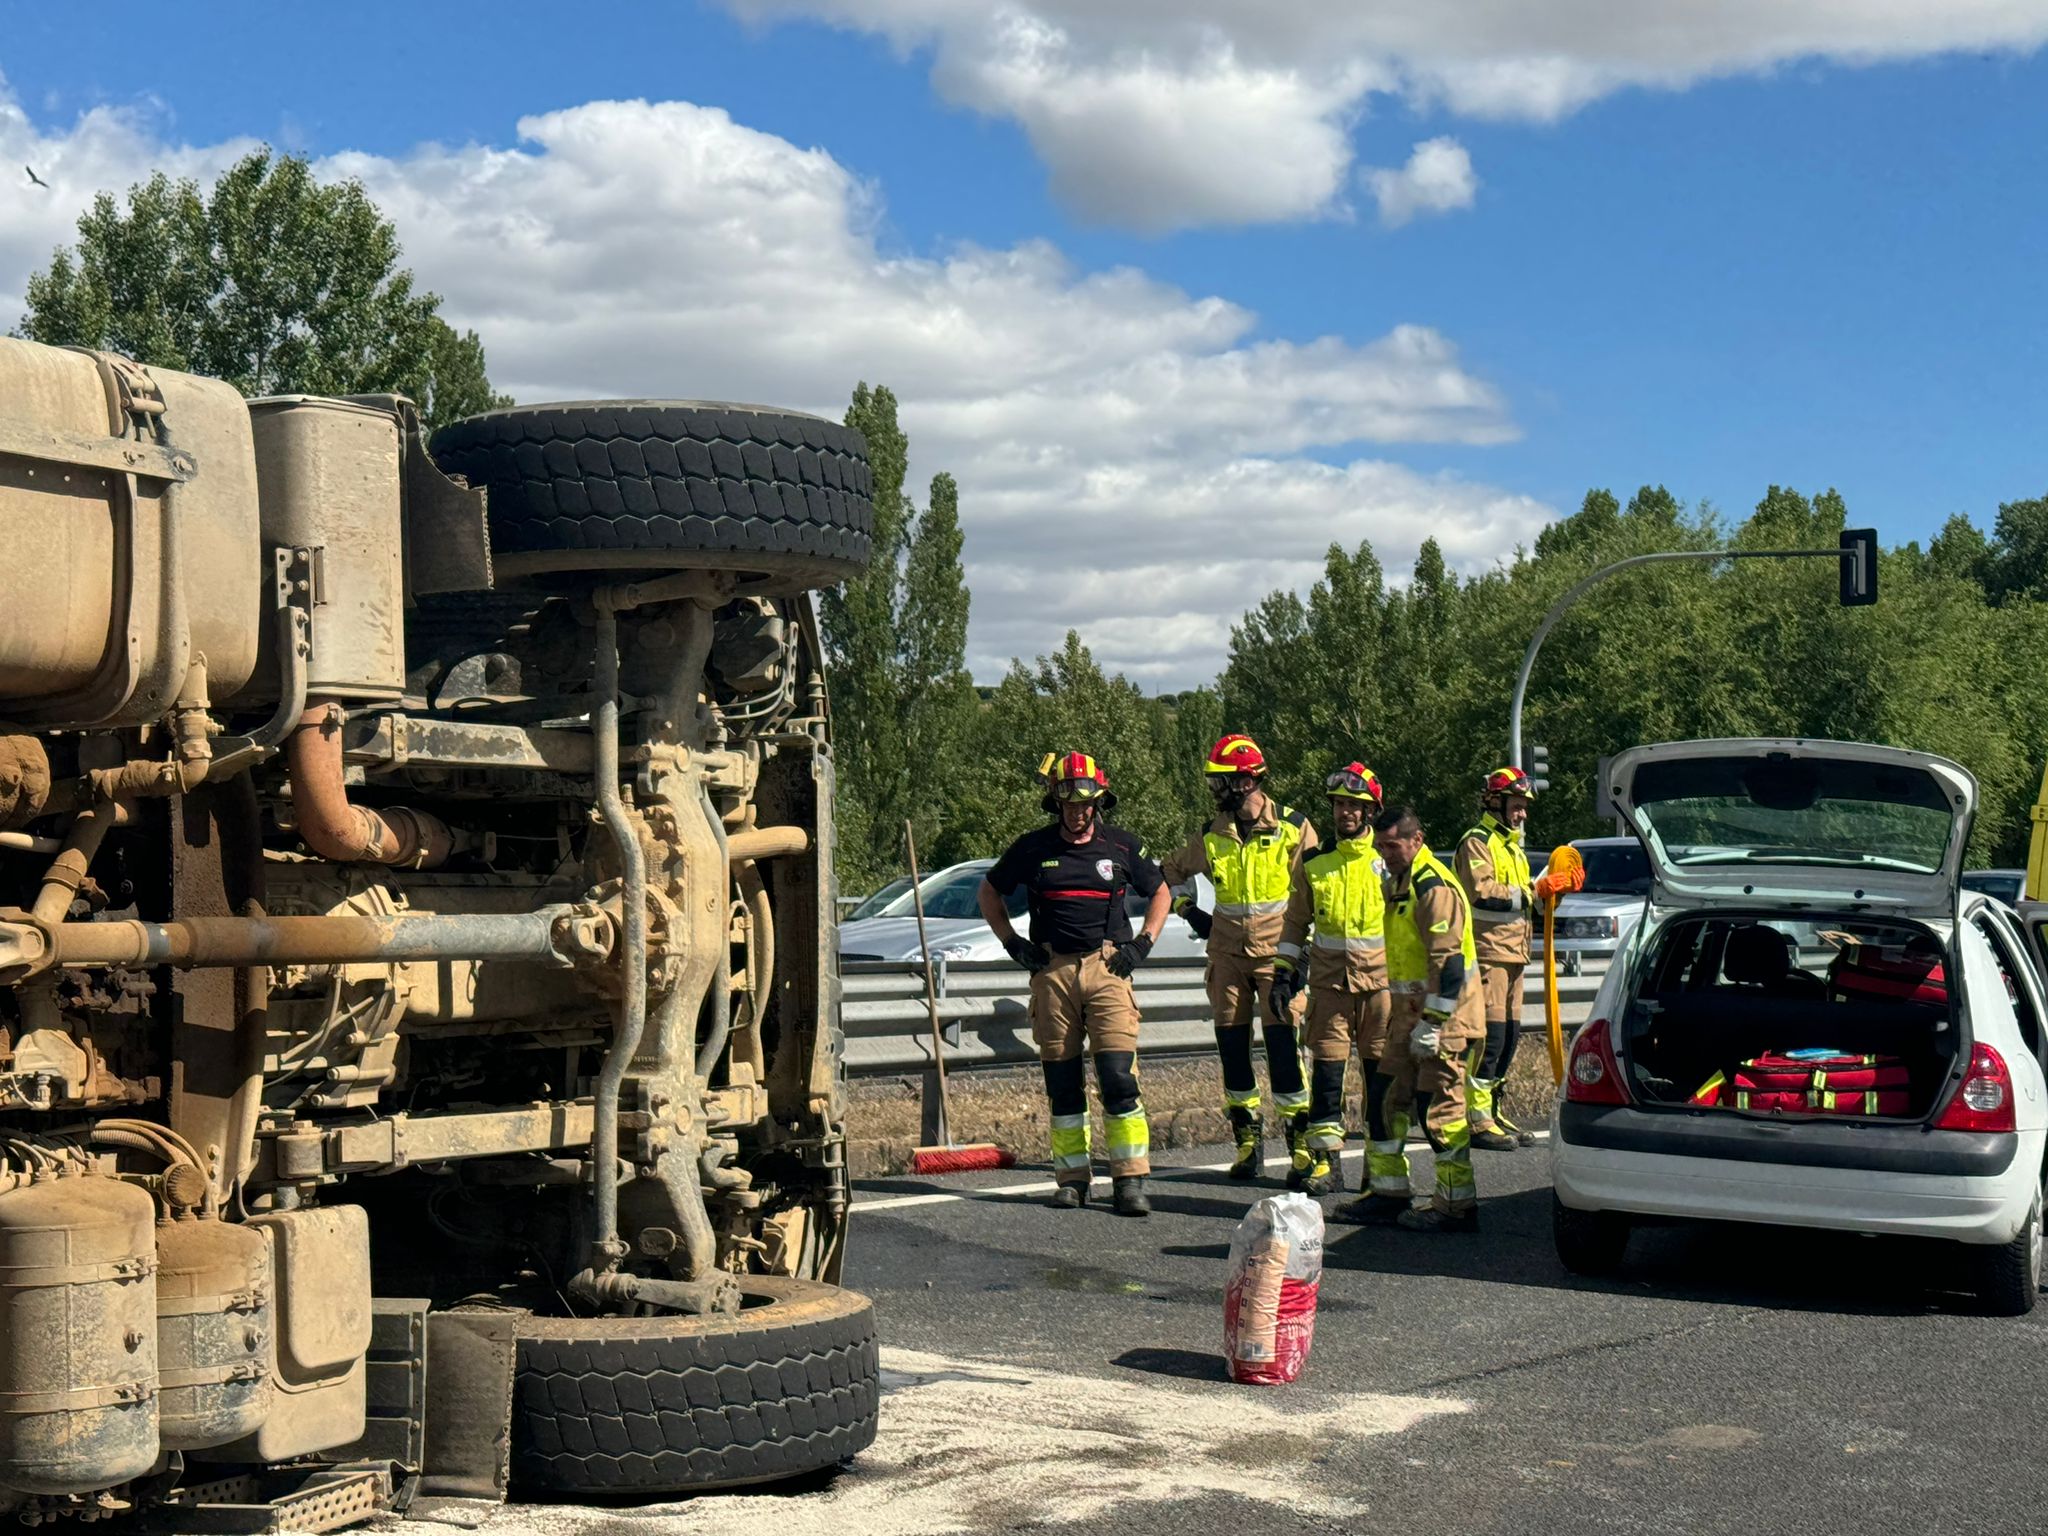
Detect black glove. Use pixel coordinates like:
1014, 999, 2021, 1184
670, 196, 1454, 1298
1267, 960, 1301, 1014
1107, 932, 1154, 979
1004, 933, 1050, 974
1181, 903, 1213, 941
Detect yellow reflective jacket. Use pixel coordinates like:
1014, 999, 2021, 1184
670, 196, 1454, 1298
1160, 799, 1318, 957
1386, 847, 1482, 1024
1456, 812, 1533, 964
1278, 833, 1386, 992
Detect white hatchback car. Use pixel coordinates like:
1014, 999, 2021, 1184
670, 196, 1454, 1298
1550, 738, 2048, 1314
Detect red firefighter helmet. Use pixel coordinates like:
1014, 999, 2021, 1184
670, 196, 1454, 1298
1038, 751, 1116, 815
1205, 734, 1267, 777
1325, 762, 1384, 805
1483, 765, 1536, 806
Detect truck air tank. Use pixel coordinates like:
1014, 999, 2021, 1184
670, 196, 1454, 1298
0, 1169, 158, 1495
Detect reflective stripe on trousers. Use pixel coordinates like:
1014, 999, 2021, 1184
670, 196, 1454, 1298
1435, 1120, 1475, 1213
1369, 1106, 1413, 1196
1104, 1103, 1149, 1176
1467, 1076, 1497, 1126
1050, 1111, 1091, 1177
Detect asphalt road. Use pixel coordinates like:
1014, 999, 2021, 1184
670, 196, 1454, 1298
837, 1137, 2048, 1536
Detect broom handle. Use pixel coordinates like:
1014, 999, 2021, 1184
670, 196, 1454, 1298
904, 821, 956, 1142
1544, 893, 1566, 1085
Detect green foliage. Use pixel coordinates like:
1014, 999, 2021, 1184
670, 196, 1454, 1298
1982, 493, 2048, 605
1216, 483, 2048, 864
19, 150, 508, 428
820, 386, 978, 892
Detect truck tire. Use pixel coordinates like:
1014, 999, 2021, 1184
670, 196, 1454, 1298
510, 1278, 879, 1495
431, 402, 873, 588
1552, 1195, 1631, 1277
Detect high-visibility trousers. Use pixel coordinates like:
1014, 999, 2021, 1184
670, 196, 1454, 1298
1377, 990, 1481, 1213
1301, 985, 1390, 1153
1034, 946, 1149, 1182
1207, 952, 1307, 1121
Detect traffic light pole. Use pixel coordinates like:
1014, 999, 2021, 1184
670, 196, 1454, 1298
1507, 539, 1873, 768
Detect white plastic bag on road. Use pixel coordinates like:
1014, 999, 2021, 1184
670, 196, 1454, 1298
1223, 1192, 1324, 1385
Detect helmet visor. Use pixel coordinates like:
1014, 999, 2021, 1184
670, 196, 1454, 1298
1325, 767, 1382, 801
1052, 776, 1107, 803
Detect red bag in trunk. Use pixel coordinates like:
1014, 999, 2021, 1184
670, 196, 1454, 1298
1704, 1052, 1913, 1116
1829, 942, 1946, 1005
1729, 1086, 1910, 1115
1735, 1052, 1909, 1093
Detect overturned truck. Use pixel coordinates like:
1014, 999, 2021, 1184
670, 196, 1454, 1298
0, 338, 878, 1525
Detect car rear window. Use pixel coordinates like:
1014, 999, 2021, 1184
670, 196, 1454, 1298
1631, 756, 1957, 874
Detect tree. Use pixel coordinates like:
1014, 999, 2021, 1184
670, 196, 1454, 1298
948, 632, 1183, 858
819, 385, 978, 890
1924, 513, 1991, 587
1983, 493, 2048, 605
19, 150, 508, 428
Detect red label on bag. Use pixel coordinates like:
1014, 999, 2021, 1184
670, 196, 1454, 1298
1225, 1275, 1320, 1386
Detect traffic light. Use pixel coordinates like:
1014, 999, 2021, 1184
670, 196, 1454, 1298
1528, 743, 1551, 794
1840, 527, 1878, 607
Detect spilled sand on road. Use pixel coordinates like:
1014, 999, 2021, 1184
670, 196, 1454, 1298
453, 1348, 1465, 1536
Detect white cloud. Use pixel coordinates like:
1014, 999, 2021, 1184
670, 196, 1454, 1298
724, 0, 2048, 228
0, 77, 258, 317
1365, 136, 1478, 227
0, 85, 1547, 688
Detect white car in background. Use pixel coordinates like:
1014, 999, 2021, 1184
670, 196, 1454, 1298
1547, 836, 1652, 974
1550, 738, 2048, 1314
838, 858, 1211, 964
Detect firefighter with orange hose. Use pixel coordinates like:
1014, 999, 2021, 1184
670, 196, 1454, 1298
1455, 766, 1545, 1151
1160, 734, 1319, 1182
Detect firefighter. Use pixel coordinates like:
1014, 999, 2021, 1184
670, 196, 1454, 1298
1160, 734, 1319, 1181
1456, 766, 1538, 1152
979, 752, 1170, 1217
1361, 804, 1486, 1232
1269, 763, 1386, 1197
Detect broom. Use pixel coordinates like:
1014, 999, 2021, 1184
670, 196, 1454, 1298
904, 820, 1014, 1175
1540, 844, 1587, 1085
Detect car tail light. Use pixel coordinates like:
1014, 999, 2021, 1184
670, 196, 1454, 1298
1934, 1044, 2016, 1133
1565, 1020, 1630, 1106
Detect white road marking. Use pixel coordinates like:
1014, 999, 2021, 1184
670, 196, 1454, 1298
857, 1133, 1549, 1212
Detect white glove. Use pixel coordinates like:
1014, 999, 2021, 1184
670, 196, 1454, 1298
1409, 1014, 1445, 1060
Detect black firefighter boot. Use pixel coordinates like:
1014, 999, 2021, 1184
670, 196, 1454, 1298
1282, 1111, 1312, 1190
1046, 1180, 1090, 1209
1112, 1176, 1152, 1217
1227, 1108, 1264, 1181
1494, 1091, 1539, 1149
1299, 1147, 1346, 1198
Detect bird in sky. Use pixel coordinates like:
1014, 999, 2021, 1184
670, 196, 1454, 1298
24, 165, 50, 189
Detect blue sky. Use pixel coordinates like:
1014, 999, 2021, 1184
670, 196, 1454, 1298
1, 1, 2044, 682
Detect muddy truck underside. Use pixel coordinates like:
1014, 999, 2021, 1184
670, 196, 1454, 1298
0, 341, 879, 1524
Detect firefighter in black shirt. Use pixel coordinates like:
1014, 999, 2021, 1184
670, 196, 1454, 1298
979, 751, 1169, 1216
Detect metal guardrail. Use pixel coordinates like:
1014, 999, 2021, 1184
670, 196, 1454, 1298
841, 956, 1606, 1078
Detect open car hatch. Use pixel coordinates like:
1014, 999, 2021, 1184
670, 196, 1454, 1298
1607, 739, 1975, 916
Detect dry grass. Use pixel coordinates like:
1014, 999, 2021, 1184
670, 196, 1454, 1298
846, 1042, 1560, 1175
